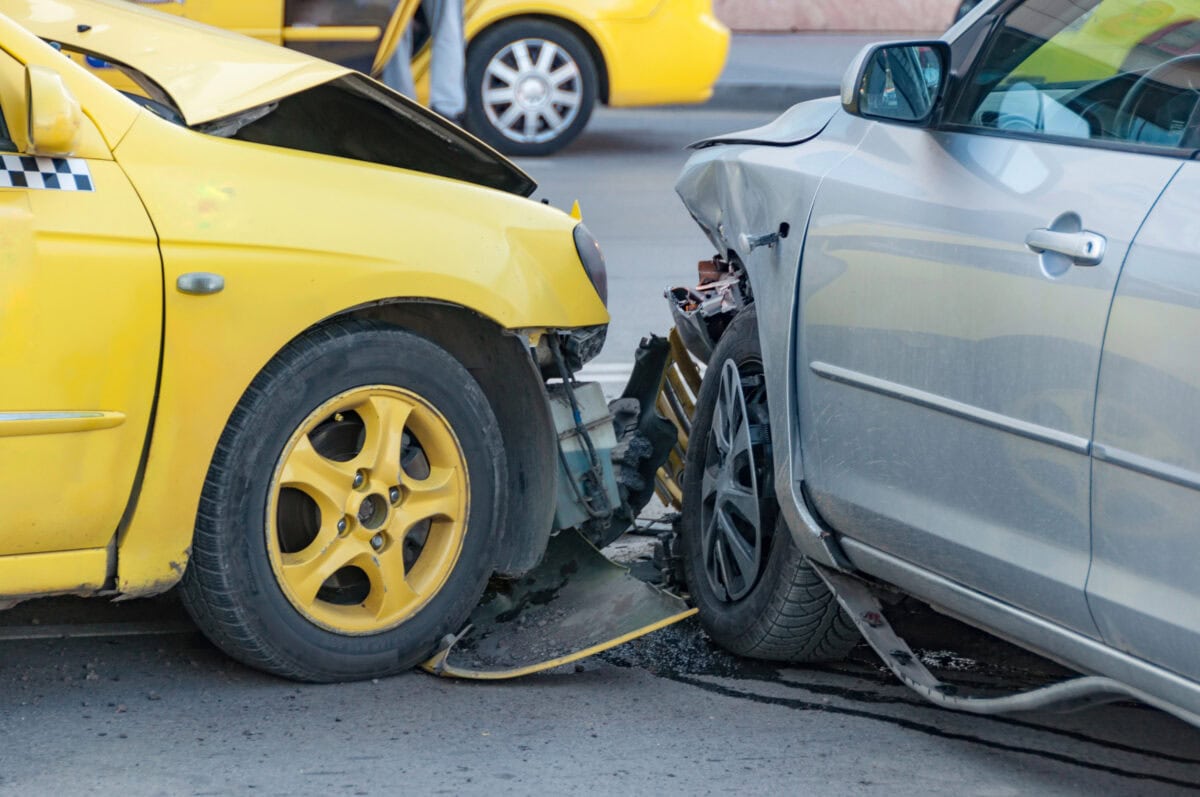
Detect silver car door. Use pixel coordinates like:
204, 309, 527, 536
797, 0, 1193, 633
1090, 161, 1199, 681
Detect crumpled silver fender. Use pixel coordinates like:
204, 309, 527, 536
674, 108, 871, 570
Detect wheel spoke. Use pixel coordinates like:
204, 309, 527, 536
721, 484, 761, 529
701, 462, 720, 503
362, 543, 421, 620
712, 536, 733, 599
281, 534, 369, 605
496, 103, 523, 129
535, 41, 558, 72
280, 435, 354, 517
728, 414, 756, 465
717, 510, 758, 578
549, 89, 581, 109
485, 60, 519, 86
710, 402, 732, 456
523, 109, 538, 139
701, 502, 721, 558
540, 106, 564, 131
484, 86, 517, 104
395, 465, 461, 530
512, 40, 534, 73
548, 62, 579, 88
357, 395, 413, 483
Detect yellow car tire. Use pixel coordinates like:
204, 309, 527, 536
179, 318, 505, 682
679, 307, 858, 663
465, 19, 599, 156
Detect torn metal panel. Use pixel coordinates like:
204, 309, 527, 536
667, 255, 750, 365
688, 96, 839, 150
423, 529, 695, 679
225, 74, 535, 196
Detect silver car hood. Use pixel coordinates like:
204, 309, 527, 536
688, 96, 839, 149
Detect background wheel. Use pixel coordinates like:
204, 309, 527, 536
180, 319, 504, 682
465, 19, 598, 156
680, 307, 859, 662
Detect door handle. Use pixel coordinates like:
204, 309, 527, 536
1025, 228, 1106, 266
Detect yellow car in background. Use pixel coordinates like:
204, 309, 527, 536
0, 0, 609, 681
103, 0, 730, 154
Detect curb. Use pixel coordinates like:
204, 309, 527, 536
701, 82, 840, 112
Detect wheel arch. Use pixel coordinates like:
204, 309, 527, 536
468, 13, 611, 104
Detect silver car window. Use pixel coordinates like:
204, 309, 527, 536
948, 0, 1200, 150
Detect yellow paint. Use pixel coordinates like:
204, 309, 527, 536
267, 386, 469, 635
0, 0, 350, 125
18, 0, 727, 112
405, 0, 728, 107
111, 108, 604, 593
371, 0, 420, 77
281, 26, 383, 43
462, 0, 729, 107
0, 411, 125, 437
24, 65, 82, 155
0, 12, 135, 152
422, 608, 698, 679
0, 548, 108, 599
0, 6, 608, 600
0, 146, 161, 559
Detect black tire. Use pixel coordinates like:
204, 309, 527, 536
680, 307, 859, 662
179, 318, 505, 682
465, 19, 598, 156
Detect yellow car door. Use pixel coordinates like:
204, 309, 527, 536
0, 53, 162, 561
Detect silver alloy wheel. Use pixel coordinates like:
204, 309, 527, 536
481, 37, 583, 145
700, 360, 765, 601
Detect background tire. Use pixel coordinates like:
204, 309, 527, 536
465, 19, 598, 156
180, 319, 504, 682
680, 307, 859, 662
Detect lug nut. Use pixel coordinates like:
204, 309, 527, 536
370, 534, 385, 551
389, 487, 401, 504
337, 518, 347, 534
352, 471, 365, 489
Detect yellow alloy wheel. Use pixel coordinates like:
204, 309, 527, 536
267, 385, 469, 635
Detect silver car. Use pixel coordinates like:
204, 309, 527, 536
670, 0, 1200, 726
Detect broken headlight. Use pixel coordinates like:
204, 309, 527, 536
573, 223, 608, 306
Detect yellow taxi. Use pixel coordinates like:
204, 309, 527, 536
0, 0, 610, 681
97, 0, 730, 154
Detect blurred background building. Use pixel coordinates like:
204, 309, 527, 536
715, 0, 959, 32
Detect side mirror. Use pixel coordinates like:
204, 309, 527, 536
841, 41, 950, 125
25, 65, 82, 156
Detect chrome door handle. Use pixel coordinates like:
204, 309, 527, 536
1025, 228, 1106, 266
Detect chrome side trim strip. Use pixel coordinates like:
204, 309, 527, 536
809, 361, 1090, 454
1093, 443, 1200, 492
0, 411, 125, 437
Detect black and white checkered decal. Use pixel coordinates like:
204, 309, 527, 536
0, 155, 93, 191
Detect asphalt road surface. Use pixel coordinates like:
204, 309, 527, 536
2, 108, 1199, 796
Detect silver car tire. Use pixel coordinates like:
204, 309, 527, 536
680, 306, 859, 663
465, 19, 598, 156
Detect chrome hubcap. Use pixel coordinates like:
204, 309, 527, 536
482, 38, 582, 144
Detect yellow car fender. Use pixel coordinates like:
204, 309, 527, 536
112, 109, 607, 595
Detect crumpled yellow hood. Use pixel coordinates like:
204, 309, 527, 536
0, 0, 350, 125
